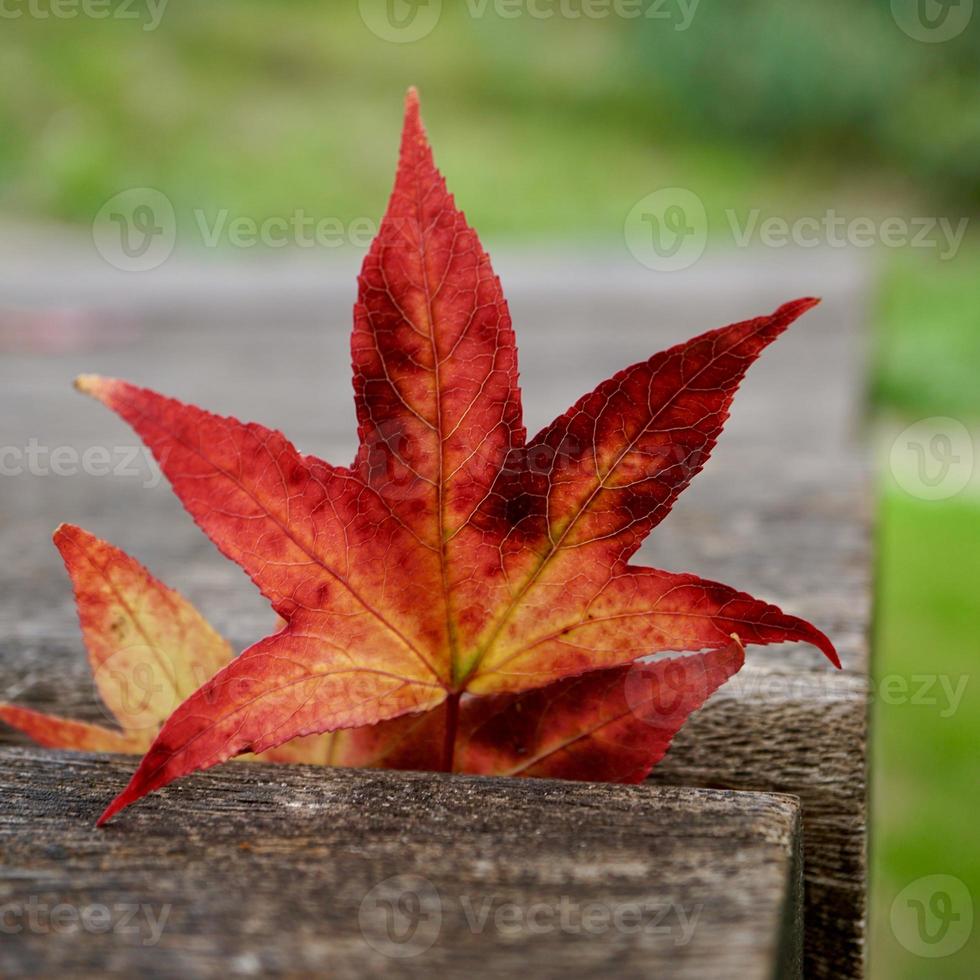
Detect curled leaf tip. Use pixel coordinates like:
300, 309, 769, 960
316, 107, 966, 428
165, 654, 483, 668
725, 634, 746, 669
807, 624, 841, 668
74, 373, 104, 395
52, 521, 74, 543
782, 296, 821, 317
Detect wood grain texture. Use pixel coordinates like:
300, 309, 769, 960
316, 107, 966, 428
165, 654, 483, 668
0, 748, 802, 979
0, 250, 870, 976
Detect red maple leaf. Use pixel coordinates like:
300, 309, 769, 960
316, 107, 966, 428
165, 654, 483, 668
15, 91, 838, 823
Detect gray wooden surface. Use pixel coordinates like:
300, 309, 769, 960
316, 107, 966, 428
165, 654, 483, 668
0, 748, 802, 979
0, 247, 871, 977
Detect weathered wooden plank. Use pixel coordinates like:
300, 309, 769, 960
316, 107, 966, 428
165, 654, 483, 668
0, 249, 870, 976
0, 748, 803, 979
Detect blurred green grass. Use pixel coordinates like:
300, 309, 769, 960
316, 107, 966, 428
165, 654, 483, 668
872, 491, 980, 978
870, 253, 980, 979
872, 250, 980, 420
0, 3, 803, 234
1, 1, 977, 237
